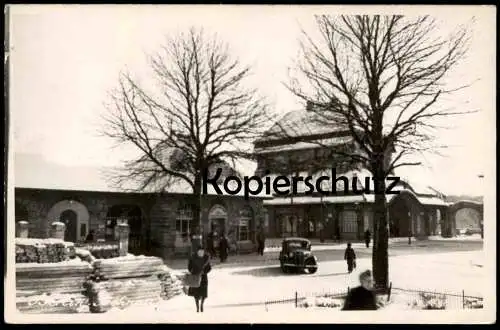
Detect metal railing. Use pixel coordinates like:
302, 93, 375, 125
263, 284, 484, 310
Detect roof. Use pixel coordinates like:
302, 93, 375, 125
255, 109, 347, 143
254, 136, 353, 154
14, 153, 270, 198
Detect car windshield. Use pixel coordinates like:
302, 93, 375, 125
286, 241, 309, 249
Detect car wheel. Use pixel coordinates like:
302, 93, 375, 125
305, 259, 318, 274
281, 263, 288, 273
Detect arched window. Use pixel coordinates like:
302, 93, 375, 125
176, 205, 194, 242
238, 206, 253, 241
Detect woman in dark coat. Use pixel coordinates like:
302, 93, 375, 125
187, 247, 212, 312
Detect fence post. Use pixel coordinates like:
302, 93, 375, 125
387, 282, 392, 302
462, 290, 465, 309
16, 221, 29, 238
295, 291, 298, 307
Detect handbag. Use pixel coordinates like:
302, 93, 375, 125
184, 260, 209, 288
185, 273, 202, 288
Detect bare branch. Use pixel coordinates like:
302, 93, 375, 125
101, 27, 275, 194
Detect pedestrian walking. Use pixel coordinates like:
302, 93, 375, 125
190, 227, 203, 255
256, 227, 265, 256
342, 269, 378, 310
364, 229, 371, 248
218, 235, 229, 263
185, 247, 212, 313
206, 230, 216, 259
344, 242, 356, 273
85, 230, 95, 242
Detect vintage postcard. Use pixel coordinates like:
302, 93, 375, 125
4, 4, 496, 324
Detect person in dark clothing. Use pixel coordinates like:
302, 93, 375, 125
85, 230, 94, 242
218, 235, 229, 263
342, 269, 378, 310
190, 228, 203, 255
187, 247, 212, 313
344, 242, 356, 273
336, 226, 341, 241
206, 231, 215, 259
256, 228, 265, 256
364, 229, 371, 248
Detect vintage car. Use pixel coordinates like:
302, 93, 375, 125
279, 237, 318, 274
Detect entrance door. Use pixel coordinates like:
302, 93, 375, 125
211, 218, 226, 236
60, 209, 78, 242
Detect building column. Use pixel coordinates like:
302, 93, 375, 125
50, 221, 66, 240
441, 207, 450, 237
356, 205, 364, 240
117, 223, 130, 256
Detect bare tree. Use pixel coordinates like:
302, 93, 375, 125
285, 15, 473, 290
101, 27, 272, 235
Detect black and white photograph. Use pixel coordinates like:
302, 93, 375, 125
4, 4, 496, 323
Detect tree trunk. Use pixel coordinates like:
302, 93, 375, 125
192, 174, 203, 247
372, 167, 389, 291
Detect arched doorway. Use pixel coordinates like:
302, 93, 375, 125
389, 197, 410, 237
209, 205, 227, 236
106, 204, 145, 255
448, 201, 484, 236
388, 191, 425, 238
47, 200, 90, 243
60, 209, 78, 243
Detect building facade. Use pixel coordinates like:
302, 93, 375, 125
253, 106, 454, 241
15, 187, 267, 257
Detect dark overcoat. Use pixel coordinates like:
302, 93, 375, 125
187, 254, 211, 299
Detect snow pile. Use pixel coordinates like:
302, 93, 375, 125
383, 291, 484, 310
75, 242, 120, 259
298, 296, 344, 309
16, 238, 76, 263
93, 255, 165, 280
158, 266, 184, 300
16, 292, 89, 314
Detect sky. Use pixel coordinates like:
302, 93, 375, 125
8, 5, 496, 196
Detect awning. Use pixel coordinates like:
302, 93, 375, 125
263, 192, 448, 206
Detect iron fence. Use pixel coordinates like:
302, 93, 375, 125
264, 287, 349, 310
388, 287, 484, 310
263, 284, 484, 310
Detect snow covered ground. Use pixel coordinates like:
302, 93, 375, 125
13, 246, 492, 323
98, 248, 491, 322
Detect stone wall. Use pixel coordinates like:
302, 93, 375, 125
15, 188, 266, 257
